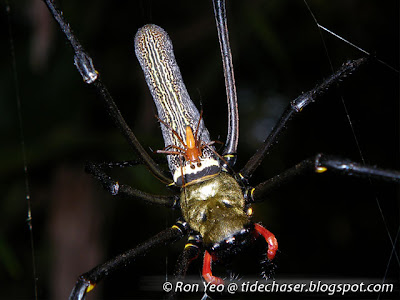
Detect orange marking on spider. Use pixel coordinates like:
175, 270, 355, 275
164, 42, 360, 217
155, 113, 215, 169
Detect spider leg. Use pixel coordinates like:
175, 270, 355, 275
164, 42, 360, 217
42, 0, 172, 185
157, 146, 187, 154
85, 161, 178, 207
167, 235, 202, 300
240, 58, 367, 180
69, 221, 189, 300
245, 153, 400, 203
95, 157, 168, 168
95, 160, 143, 168
254, 223, 278, 261
155, 115, 187, 148
213, 0, 239, 168
202, 251, 224, 286
173, 236, 201, 280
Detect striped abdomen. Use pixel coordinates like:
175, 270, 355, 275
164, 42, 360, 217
134, 24, 219, 185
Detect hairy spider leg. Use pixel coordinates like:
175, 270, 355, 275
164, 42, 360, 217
42, 0, 173, 184
69, 221, 189, 300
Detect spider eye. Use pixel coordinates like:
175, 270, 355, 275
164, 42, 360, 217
201, 212, 207, 222
190, 164, 196, 169
197, 162, 202, 167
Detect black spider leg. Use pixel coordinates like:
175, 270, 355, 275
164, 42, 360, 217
91, 156, 167, 169
167, 234, 202, 300
240, 57, 367, 180
42, 0, 172, 185
85, 161, 178, 207
245, 153, 400, 203
69, 221, 189, 300
213, 0, 239, 168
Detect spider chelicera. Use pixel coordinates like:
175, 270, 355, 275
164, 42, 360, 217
40, 0, 399, 299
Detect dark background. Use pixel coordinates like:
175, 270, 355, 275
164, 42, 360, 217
1, 0, 398, 299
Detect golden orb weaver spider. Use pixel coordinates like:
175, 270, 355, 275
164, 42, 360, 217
10, 0, 398, 299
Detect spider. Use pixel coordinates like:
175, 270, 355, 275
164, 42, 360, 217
38, 0, 399, 299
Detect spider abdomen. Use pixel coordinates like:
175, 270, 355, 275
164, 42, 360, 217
134, 24, 217, 181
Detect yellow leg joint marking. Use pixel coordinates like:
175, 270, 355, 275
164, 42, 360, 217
316, 166, 328, 173
246, 206, 253, 217
87, 283, 96, 293
171, 224, 185, 234
238, 172, 245, 180
250, 187, 255, 197
184, 243, 198, 249
224, 154, 235, 158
